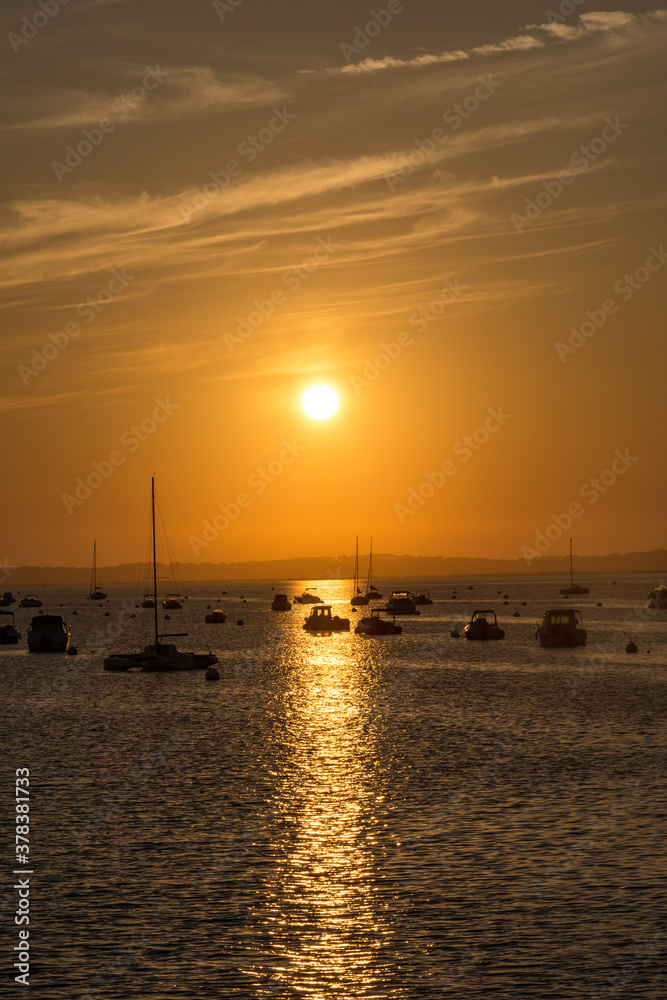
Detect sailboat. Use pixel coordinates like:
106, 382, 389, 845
104, 478, 217, 672
89, 541, 107, 600
365, 537, 382, 599
559, 538, 590, 595
351, 536, 370, 606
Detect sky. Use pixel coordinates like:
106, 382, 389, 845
1, 0, 666, 567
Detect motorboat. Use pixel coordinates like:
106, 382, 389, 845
104, 478, 218, 672
351, 536, 370, 606
141, 595, 156, 608
205, 610, 227, 623
162, 594, 183, 609
535, 608, 587, 647
384, 591, 420, 615
294, 588, 323, 604
355, 609, 402, 635
560, 538, 589, 595
303, 605, 350, 632
89, 540, 107, 600
0, 611, 21, 644
27, 615, 70, 652
648, 584, 667, 609
20, 595, 42, 608
464, 609, 505, 640
0, 592, 16, 606
270, 594, 292, 611
414, 590, 433, 605
364, 537, 382, 599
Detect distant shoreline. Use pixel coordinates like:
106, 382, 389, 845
4, 551, 665, 587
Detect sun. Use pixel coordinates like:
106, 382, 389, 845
302, 385, 339, 420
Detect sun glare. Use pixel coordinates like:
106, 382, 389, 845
302, 385, 339, 421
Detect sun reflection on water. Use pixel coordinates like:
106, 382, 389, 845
251, 641, 404, 998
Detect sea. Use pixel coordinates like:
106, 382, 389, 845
1, 573, 666, 999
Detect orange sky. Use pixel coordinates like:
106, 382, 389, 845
2, 3, 666, 566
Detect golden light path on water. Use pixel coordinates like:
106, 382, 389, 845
251, 638, 401, 998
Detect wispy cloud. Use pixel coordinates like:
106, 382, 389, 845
311, 9, 667, 75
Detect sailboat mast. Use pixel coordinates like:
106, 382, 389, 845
570, 538, 573, 587
91, 540, 96, 595
152, 477, 158, 647
354, 535, 359, 595
367, 537, 372, 593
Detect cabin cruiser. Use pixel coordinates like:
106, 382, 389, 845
270, 593, 292, 611
27, 615, 70, 652
303, 605, 350, 632
648, 584, 667, 610
294, 588, 323, 604
162, 594, 183, 609
204, 610, 227, 623
20, 595, 42, 608
0, 592, 16, 606
355, 609, 402, 635
535, 608, 587, 647
414, 590, 433, 605
384, 591, 420, 615
141, 595, 155, 608
464, 609, 505, 640
0, 611, 20, 644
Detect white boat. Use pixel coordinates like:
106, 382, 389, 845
384, 591, 420, 615
28, 615, 70, 652
351, 536, 370, 606
0, 610, 21, 644
535, 608, 586, 647
89, 540, 107, 600
648, 584, 667, 609
104, 478, 217, 672
365, 537, 382, 599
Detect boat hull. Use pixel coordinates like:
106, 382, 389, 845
536, 629, 587, 648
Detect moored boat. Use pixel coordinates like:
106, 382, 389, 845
104, 478, 217, 672
648, 584, 667, 609
0, 592, 17, 606
20, 595, 42, 608
303, 605, 350, 632
560, 539, 589, 595
294, 588, 323, 604
384, 591, 420, 615
464, 609, 505, 640
89, 540, 107, 600
535, 608, 587, 647
355, 609, 402, 635
270, 593, 292, 611
205, 610, 227, 623
414, 590, 433, 605
0, 610, 21, 644
351, 536, 370, 606
163, 594, 183, 609
365, 537, 382, 599
28, 615, 70, 652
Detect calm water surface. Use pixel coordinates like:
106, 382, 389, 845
1, 575, 666, 998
